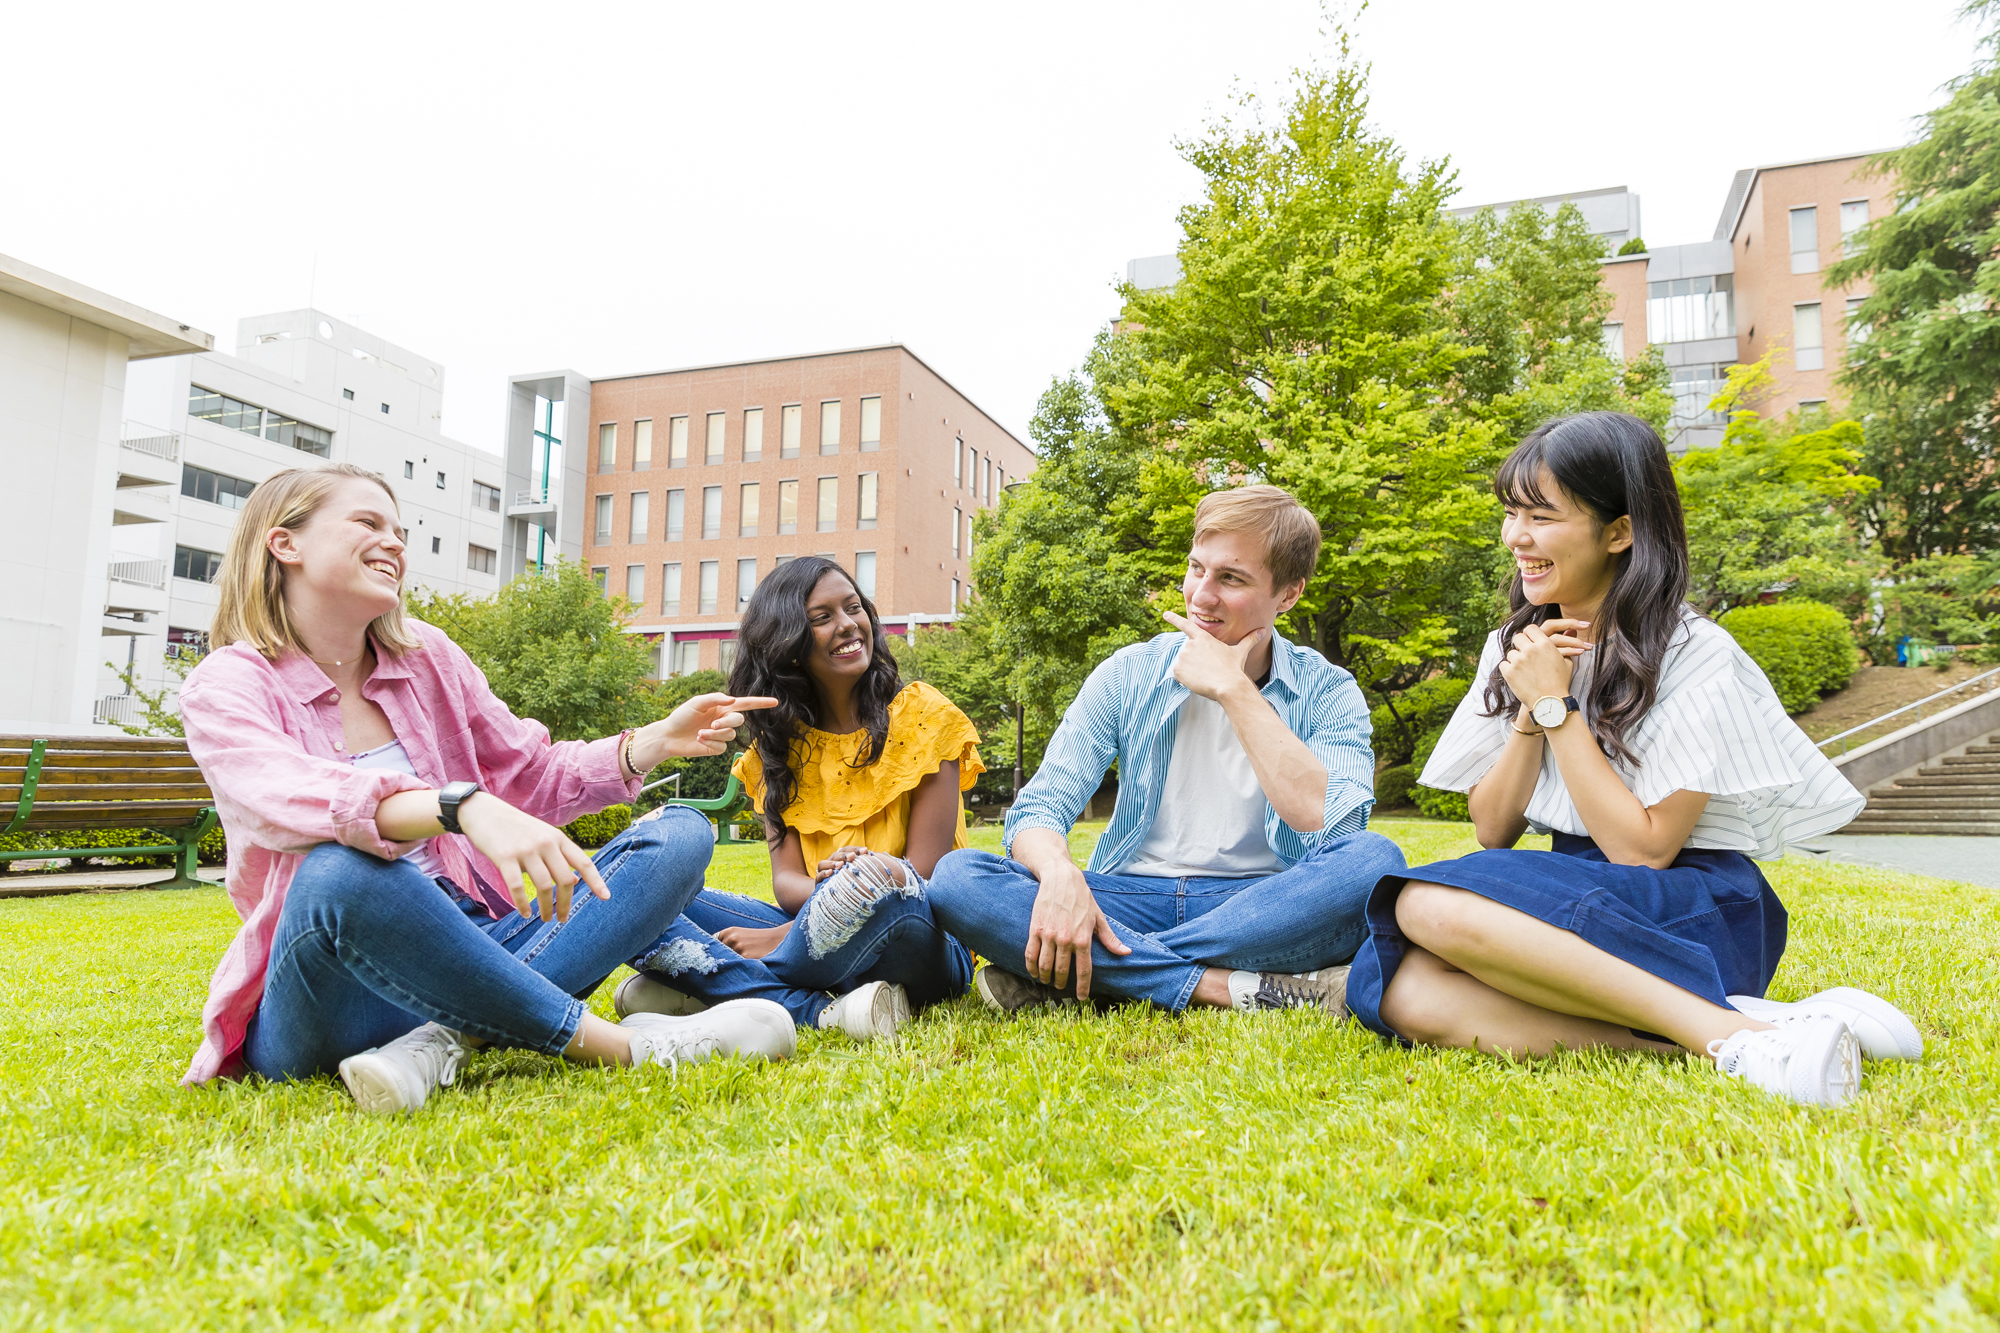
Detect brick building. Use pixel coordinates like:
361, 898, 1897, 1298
500, 345, 1034, 676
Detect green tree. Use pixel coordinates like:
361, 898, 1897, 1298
1674, 356, 1880, 617
1827, 3, 2000, 559
406, 559, 654, 742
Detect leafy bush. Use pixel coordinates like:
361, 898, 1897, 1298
1617, 236, 1648, 256
1718, 601, 1859, 713
1374, 765, 1417, 809
1371, 677, 1472, 766
0, 822, 226, 871
1410, 727, 1471, 821
564, 804, 633, 848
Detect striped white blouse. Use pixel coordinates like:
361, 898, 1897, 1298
1418, 611, 1863, 860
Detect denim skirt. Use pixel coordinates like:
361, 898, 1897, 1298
1347, 833, 1788, 1040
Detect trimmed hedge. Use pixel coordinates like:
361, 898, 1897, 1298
564, 804, 634, 848
0, 823, 226, 871
1718, 601, 1859, 714
1370, 677, 1472, 767
1410, 727, 1471, 822
1374, 764, 1418, 809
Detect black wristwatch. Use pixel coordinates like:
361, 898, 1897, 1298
437, 781, 482, 835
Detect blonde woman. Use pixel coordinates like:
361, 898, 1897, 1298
180, 464, 789, 1113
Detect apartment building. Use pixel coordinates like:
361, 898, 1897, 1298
499, 345, 1034, 676
1464, 152, 1892, 449
117, 309, 507, 710
0, 252, 211, 730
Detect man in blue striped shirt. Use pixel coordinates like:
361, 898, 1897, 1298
926, 485, 1405, 1015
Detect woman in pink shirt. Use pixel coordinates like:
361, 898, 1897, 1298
181, 463, 788, 1113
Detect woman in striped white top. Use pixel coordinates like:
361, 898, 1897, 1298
1345, 411, 1922, 1107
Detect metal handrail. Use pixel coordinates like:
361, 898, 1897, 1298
108, 558, 167, 590
120, 432, 180, 462
1816, 665, 2000, 754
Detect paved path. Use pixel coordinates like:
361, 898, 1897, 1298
1790, 835, 2000, 889
0, 867, 222, 899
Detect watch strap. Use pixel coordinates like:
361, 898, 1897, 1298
437, 780, 482, 836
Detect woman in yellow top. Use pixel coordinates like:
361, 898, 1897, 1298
615, 557, 980, 1042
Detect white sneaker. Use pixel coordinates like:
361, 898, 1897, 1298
1709, 1017, 1861, 1107
615, 972, 709, 1019
337, 1022, 470, 1115
1728, 987, 1922, 1062
818, 980, 912, 1041
621, 998, 796, 1068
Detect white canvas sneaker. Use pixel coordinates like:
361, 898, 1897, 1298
818, 980, 912, 1041
1709, 1017, 1861, 1107
337, 1022, 470, 1115
614, 972, 710, 1019
621, 998, 796, 1068
1727, 987, 1922, 1062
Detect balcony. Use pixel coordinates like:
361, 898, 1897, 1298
110, 557, 167, 590
93, 695, 136, 727
111, 484, 170, 525
106, 557, 169, 619
121, 429, 180, 462
508, 489, 558, 518
117, 427, 182, 488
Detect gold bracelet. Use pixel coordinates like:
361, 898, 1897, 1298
1511, 721, 1544, 737
621, 729, 638, 778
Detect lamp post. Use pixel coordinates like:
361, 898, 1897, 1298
1013, 698, 1025, 800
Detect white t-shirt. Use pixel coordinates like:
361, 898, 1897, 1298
1125, 691, 1285, 879
349, 739, 450, 881
1419, 611, 1864, 860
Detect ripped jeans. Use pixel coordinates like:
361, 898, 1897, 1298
633, 854, 974, 1029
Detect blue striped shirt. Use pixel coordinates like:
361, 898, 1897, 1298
1004, 631, 1378, 873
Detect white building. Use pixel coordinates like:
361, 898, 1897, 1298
0, 251, 211, 732
118, 309, 506, 708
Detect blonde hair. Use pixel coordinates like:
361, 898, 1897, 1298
210, 463, 424, 660
1192, 484, 1322, 590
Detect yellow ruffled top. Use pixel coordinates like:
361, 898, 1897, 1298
731, 681, 984, 868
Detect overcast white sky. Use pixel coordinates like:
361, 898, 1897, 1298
2, 1, 1977, 455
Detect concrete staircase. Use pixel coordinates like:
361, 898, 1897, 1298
1842, 731, 2000, 834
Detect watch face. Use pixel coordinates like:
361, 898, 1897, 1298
1532, 696, 1567, 727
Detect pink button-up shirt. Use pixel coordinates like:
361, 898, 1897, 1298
179, 621, 639, 1084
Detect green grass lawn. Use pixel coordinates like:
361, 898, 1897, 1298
3, 819, 1997, 1330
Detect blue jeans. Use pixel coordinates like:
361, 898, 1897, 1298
636, 856, 973, 1028
925, 831, 1408, 1010
242, 805, 713, 1080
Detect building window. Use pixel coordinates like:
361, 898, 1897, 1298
671, 639, 700, 675
661, 562, 682, 615
969, 450, 979, 496
1839, 200, 1870, 257
983, 456, 992, 502
377, 402, 389, 415
669, 415, 689, 468
180, 463, 255, 510
819, 400, 841, 455
591, 566, 610, 594
1601, 322, 1625, 360
736, 558, 757, 611
698, 560, 719, 615
634, 418, 653, 471
473, 480, 501, 512
403, 461, 414, 479
706, 411, 726, 465
342, 388, 354, 401
666, 489, 685, 541
855, 474, 881, 532
952, 506, 962, 557
173, 545, 223, 583
1646, 275, 1733, 344
953, 437, 963, 486
860, 396, 881, 452
1668, 364, 1729, 430
430, 536, 441, 554
1798, 399, 1829, 419
965, 509, 974, 558
952, 577, 960, 610
1789, 206, 1819, 274
629, 491, 650, 542
1794, 302, 1825, 371
778, 479, 799, 535
187, 384, 331, 457
626, 564, 645, 604
1846, 295, 1869, 344
740, 481, 760, 537
817, 476, 838, 532
598, 422, 617, 473
435, 471, 446, 490
719, 639, 739, 676
855, 550, 876, 599
595, 494, 613, 543
743, 407, 764, 462
781, 404, 802, 458
701, 486, 722, 539
468, 544, 496, 574
998, 466, 1006, 493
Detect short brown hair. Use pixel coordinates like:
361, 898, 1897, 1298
1192, 484, 1322, 589
210, 463, 425, 660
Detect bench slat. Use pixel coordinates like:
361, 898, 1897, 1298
0, 738, 192, 752
0, 765, 206, 784
0, 752, 203, 770
9, 802, 214, 830
5, 783, 216, 802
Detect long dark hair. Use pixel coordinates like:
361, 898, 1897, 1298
725, 557, 902, 840
1482, 411, 1690, 767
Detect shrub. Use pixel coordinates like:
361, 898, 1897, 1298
564, 804, 634, 848
1617, 236, 1648, 255
1718, 601, 1859, 713
1371, 676, 1472, 766
1408, 727, 1472, 821
0, 823, 227, 871
1374, 764, 1417, 809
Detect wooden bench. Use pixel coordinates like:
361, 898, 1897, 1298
1, 736, 218, 890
